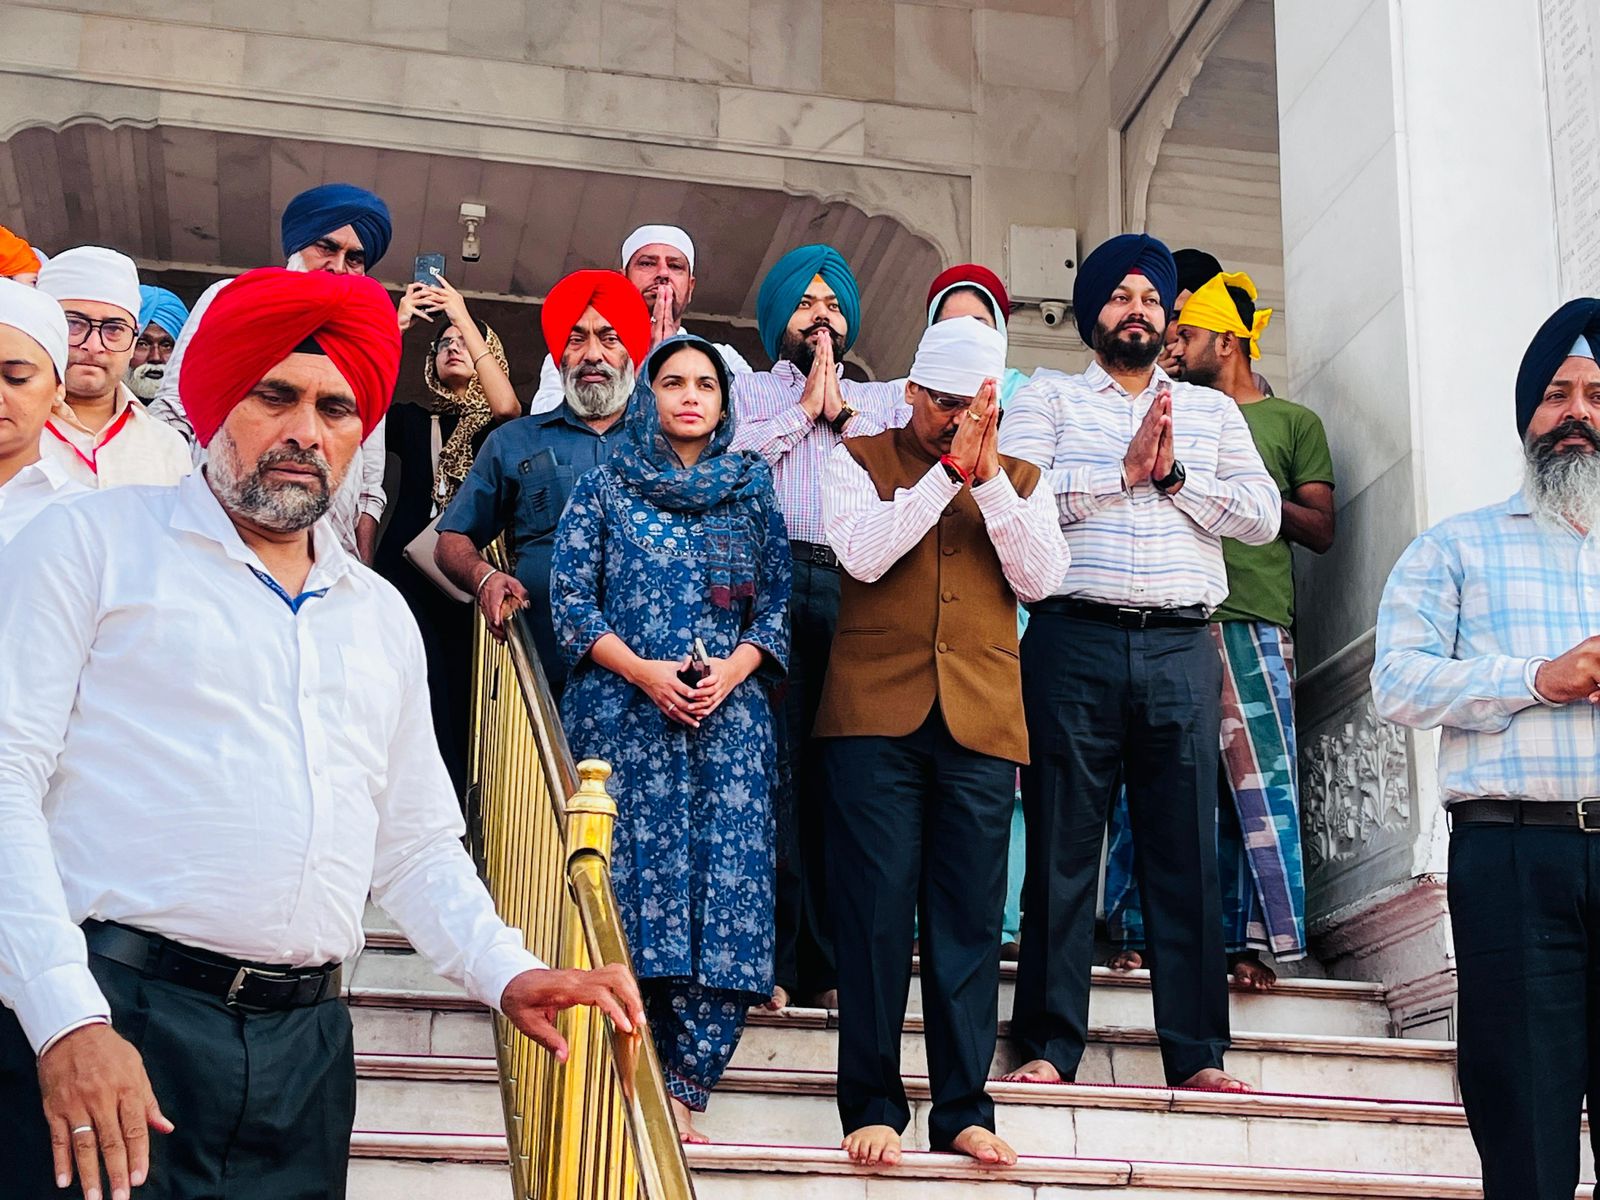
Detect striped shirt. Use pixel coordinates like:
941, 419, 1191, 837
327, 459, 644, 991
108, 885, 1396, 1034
730, 360, 908, 543
997, 362, 1280, 610
1371, 491, 1600, 805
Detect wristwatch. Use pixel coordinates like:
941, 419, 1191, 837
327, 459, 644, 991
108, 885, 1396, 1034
828, 404, 857, 434
1153, 460, 1186, 494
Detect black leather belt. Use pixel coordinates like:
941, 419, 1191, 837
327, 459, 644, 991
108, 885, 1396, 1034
1451, 798, 1600, 831
790, 540, 839, 570
83, 919, 342, 1013
1030, 597, 1208, 629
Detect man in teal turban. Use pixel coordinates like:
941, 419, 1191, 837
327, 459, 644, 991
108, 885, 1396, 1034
732, 243, 907, 1016
126, 285, 190, 401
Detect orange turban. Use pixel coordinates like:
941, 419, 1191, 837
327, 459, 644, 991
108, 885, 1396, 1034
0, 226, 41, 277
540, 269, 650, 369
179, 267, 400, 447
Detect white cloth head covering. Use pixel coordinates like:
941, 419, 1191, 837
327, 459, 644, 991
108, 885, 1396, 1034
1569, 334, 1597, 361
0, 276, 70, 380
927, 281, 1008, 338
909, 315, 1008, 397
37, 246, 142, 322
621, 225, 695, 273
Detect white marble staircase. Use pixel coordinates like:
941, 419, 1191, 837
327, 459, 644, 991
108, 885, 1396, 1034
346, 904, 1595, 1199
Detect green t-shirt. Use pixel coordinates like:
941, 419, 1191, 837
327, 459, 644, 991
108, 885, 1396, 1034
1212, 396, 1335, 628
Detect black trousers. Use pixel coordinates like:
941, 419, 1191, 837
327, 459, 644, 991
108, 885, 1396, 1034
0, 950, 356, 1199
773, 557, 841, 997
823, 709, 1013, 1149
1011, 612, 1230, 1084
1450, 822, 1600, 1199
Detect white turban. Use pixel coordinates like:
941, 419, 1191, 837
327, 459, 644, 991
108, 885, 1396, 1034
37, 246, 142, 323
0, 276, 70, 380
909, 315, 1008, 398
621, 225, 695, 273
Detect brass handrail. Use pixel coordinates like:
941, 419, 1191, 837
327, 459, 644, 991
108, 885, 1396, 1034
470, 583, 696, 1200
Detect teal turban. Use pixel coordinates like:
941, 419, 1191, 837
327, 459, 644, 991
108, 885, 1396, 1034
756, 244, 861, 362
137, 285, 190, 340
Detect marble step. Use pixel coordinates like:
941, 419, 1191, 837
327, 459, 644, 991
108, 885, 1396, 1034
351, 1054, 1558, 1180
347, 944, 1393, 1039
346, 985, 1455, 1102
347, 1134, 1587, 1200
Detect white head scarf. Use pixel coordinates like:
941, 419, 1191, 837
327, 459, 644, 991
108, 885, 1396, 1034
0, 276, 70, 380
37, 246, 142, 322
621, 225, 695, 273
909, 315, 1008, 398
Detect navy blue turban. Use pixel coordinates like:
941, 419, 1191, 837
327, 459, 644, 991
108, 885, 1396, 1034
1072, 233, 1178, 347
1515, 297, 1600, 439
756, 244, 861, 362
280, 183, 393, 268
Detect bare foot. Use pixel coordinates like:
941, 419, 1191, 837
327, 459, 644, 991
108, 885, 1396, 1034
950, 1125, 1018, 1166
811, 988, 839, 1010
999, 1058, 1063, 1084
670, 1097, 710, 1143
842, 1124, 902, 1166
1229, 954, 1278, 991
1180, 1067, 1253, 1092
999, 939, 1021, 962
760, 984, 790, 1011
1106, 949, 1144, 971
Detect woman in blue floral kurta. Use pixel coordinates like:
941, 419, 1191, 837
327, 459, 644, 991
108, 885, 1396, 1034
551, 335, 790, 1139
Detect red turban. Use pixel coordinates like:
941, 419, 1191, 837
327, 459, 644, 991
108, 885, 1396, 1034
926, 263, 1012, 323
540, 269, 650, 370
180, 268, 400, 448
0, 225, 41, 277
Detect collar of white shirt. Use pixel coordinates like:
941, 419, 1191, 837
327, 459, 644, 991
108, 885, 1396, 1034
1082, 359, 1174, 397
170, 468, 358, 597
48, 382, 144, 441
5, 453, 77, 495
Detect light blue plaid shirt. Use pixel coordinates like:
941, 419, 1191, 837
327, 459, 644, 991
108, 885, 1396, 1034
1372, 490, 1600, 805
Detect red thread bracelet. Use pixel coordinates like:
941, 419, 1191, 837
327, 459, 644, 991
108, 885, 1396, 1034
939, 454, 971, 486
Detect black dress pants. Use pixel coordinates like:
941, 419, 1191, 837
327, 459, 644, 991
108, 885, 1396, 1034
0, 950, 356, 1199
823, 709, 1013, 1150
1011, 612, 1230, 1084
1450, 821, 1600, 1199
774, 556, 841, 998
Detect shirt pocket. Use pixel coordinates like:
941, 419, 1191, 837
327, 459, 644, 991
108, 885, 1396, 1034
515, 451, 575, 538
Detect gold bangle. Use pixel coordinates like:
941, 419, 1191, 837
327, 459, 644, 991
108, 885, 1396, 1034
471, 349, 493, 367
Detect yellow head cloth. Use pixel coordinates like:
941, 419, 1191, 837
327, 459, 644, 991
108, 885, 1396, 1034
1176, 271, 1272, 360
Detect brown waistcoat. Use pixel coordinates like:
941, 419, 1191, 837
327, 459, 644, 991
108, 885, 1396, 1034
812, 427, 1040, 764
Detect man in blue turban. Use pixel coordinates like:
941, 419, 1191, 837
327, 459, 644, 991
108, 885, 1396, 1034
146, 182, 397, 562
731, 243, 907, 1014
126, 285, 190, 401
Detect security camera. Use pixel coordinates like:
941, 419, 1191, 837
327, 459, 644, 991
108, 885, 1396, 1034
1040, 301, 1068, 328
459, 202, 486, 263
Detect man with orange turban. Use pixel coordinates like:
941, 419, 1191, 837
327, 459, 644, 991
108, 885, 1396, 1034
0, 266, 643, 1200
435, 269, 652, 691
0, 224, 42, 285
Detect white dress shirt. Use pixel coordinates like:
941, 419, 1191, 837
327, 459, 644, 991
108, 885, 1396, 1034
528, 325, 753, 414
41, 383, 193, 490
822, 442, 1070, 603
997, 361, 1280, 612
0, 455, 90, 546
0, 472, 542, 1054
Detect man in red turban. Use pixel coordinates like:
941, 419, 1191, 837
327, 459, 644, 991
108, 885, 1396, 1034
0, 264, 643, 1200
436, 269, 652, 676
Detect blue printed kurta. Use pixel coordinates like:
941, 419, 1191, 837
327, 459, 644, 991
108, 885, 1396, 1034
551, 464, 791, 1000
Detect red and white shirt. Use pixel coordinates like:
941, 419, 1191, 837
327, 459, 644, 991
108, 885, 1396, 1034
41, 383, 194, 490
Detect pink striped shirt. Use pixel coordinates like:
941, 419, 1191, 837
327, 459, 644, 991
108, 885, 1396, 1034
730, 360, 909, 543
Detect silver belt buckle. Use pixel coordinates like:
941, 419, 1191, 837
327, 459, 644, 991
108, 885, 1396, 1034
1115, 606, 1147, 629
226, 964, 296, 1009
1579, 798, 1600, 832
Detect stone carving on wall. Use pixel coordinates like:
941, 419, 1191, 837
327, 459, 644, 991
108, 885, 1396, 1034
1300, 696, 1412, 878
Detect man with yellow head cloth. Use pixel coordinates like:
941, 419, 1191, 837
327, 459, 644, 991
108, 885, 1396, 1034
1104, 269, 1337, 990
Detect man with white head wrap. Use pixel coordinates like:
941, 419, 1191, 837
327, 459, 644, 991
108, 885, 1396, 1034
36, 248, 192, 489
812, 315, 1068, 1170
528, 223, 751, 412
0, 279, 89, 543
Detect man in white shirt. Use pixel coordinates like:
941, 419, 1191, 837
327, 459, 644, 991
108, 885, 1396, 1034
998, 233, 1279, 1095
35, 248, 192, 489
0, 267, 642, 1200
147, 183, 395, 563
816, 317, 1067, 1169
0, 279, 88, 545
528, 224, 752, 412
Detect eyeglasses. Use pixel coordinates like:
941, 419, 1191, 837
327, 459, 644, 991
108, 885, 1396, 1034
135, 336, 174, 353
924, 388, 975, 413
65, 315, 137, 352
436, 336, 466, 352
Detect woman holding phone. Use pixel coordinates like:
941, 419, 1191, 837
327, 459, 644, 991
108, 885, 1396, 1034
550, 334, 790, 1143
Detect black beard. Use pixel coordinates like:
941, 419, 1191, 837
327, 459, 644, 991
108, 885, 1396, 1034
1177, 358, 1220, 389
779, 323, 846, 375
1527, 417, 1600, 462
1093, 317, 1163, 372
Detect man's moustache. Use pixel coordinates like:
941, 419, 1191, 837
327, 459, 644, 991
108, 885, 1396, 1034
1534, 419, 1600, 455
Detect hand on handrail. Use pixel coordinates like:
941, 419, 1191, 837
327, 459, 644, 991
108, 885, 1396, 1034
499, 963, 646, 1062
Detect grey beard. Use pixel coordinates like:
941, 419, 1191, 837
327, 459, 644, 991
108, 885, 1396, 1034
563, 360, 635, 420
207, 428, 343, 533
126, 362, 164, 401
1524, 441, 1600, 533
